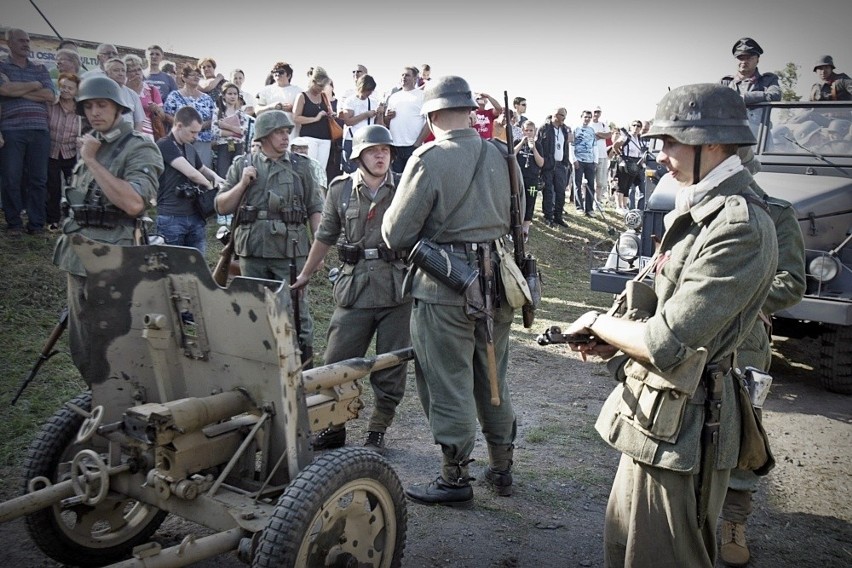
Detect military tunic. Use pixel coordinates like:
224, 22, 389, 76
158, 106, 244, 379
810, 72, 852, 101
315, 170, 412, 432
382, 128, 517, 467
720, 70, 781, 133
596, 169, 778, 567
220, 150, 324, 349
52, 121, 163, 380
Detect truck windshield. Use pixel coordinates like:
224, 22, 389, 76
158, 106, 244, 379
765, 107, 852, 157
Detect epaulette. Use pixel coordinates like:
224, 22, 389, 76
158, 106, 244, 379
724, 194, 751, 224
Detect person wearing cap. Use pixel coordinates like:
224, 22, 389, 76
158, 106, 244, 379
721, 37, 781, 134
810, 55, 852, 101
53, 75, 163, 380
563, 83, 778, 567
215, 110, 324, 367
382, 75, 520, 507
292, 125, 411, 455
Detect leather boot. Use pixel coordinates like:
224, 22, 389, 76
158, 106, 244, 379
485, 444, 514, 496
405, 457, 473, 508
720, 519, 750, 567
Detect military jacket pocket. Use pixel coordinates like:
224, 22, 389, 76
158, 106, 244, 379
622, 376, 690, 443
332, 263, 363, 308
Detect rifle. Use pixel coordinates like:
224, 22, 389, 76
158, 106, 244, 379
11, 307, 68, 405
503, 91, 541, 328
212, 154, 251, 286
290, 239, 302, 342
480, 242, 500, 406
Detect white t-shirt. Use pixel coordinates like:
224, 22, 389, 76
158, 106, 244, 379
256, 83, 302, 124
386, 88, 425, 147
590, 120, 609, 159
343, 95, 380, 140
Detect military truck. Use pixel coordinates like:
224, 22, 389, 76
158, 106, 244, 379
590, 100, 852, 395
0, 236, 412, 567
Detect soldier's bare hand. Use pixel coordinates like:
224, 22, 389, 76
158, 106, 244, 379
242, 166, 257, 185
290, 273, 311, 290
78, 134, 102, 162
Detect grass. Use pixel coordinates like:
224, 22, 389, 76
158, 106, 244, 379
0, 198, 620, 494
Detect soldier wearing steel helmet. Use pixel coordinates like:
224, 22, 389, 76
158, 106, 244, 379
53, 75, 164, 380
215, 110, 324, 367
810, 55, 852, 101
291, 125, 411, 454
382, 75, 519, 507
564, 83, 778, 567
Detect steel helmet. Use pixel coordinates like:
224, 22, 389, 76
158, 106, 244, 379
75, 75, 131, 116
420, 75, 478, 116
351, 125, 394, 161
643, 83, 756, 146
813, 55, 835, 71
253, 110, 294, 141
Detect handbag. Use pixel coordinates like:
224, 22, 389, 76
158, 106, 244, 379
322, 93, 344, 141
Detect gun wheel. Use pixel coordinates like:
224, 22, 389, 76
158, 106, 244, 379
22, 392, 167, 566
253, 447, 407, 568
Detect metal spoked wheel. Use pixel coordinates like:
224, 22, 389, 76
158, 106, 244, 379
253, 447, 407, 568
22, 392, 167, 567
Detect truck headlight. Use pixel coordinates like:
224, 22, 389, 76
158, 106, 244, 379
616, 232, 640, 264
809, 255, 840, 282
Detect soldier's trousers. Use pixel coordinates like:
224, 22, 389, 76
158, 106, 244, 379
324, 302, 413, 432
240, 256, 313, 349
604, 453, 730, 568
410, 299, 516, 463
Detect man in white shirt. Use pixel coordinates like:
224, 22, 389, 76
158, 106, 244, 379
384, 66, 428, 173
255, 62, 302, 128
590, 106, 611, 204
341, 73, 383, 173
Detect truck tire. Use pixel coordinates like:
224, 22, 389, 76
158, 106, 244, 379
253, 447, 407, 568
819, 325, 852, 395
22, 392, 167, 566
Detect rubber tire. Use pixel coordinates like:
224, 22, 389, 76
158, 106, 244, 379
22, 392, 168, 566
819, 324, 852, 395
253, 447, 407, 568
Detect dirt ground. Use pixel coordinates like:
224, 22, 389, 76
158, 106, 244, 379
0, 333, 849, 567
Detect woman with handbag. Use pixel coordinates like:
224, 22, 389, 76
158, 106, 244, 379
292, 66, 338, 176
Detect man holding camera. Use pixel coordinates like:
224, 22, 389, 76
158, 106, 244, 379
156, 105, 223, 254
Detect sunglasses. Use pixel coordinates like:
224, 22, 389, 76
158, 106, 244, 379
352, 70, 364, 74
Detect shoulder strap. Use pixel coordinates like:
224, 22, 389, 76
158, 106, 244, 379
431, 138, 489, 241
337, 176, 355, 223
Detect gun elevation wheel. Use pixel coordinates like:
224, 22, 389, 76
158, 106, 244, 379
253, 447, 407, 568
22, 392, 167, 566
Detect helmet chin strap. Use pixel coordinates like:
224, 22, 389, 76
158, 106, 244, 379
692, 145, 703, 184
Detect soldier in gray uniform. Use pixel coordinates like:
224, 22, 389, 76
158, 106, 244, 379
720, 37, 781, 135
53, 76, 163, 380
810, 55, 852, 101
382, 75, 518, 507
215, 110, 324, 365
719, 157, 806, 567
291, 125, 411, 454
564, 84, 778, 567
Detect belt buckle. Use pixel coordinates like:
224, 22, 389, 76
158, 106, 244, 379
363, 248, 380, 260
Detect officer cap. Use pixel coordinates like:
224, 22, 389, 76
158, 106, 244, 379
421, 75, 478, 116
253, 110, 294, 142
75, 76, 131, 116
732, 37, 763, 57
351, 125, 394, 162
643, 83, 756, 146
813, 55, 835, 71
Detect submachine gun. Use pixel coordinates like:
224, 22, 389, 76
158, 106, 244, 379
503, 91, 541, 328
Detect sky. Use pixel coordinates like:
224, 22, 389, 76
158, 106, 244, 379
5, 0, 852, 129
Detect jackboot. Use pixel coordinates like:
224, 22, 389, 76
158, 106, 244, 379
720, 519, 750, 567
405, 457, 473, 508
484, 444, 514, 496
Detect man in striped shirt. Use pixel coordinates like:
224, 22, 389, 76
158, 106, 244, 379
0, 28, 56, 236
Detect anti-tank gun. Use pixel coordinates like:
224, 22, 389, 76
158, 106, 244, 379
0, 235, 412, 567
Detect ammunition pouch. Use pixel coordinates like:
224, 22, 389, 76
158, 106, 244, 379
238, 206, 307, 225
70, 204, 136, 229
337, 243, 409, 265
408, 239, 479, 294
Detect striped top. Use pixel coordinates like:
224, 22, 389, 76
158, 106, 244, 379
47, 101, 80, 159
0, 59, 56, 131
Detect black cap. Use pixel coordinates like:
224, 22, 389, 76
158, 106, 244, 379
732, 37, 763, 57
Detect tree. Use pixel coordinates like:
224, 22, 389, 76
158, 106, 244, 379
776, 62, 802, 101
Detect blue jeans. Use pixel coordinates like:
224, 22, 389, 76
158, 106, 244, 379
574, 161, 597, 213
0, 128, 50, 230
156, 214, 207, 254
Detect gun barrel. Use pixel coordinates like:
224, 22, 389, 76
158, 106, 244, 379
302, 348, 415, 393
0, 478, 75, 523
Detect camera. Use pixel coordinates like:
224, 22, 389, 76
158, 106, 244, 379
175, 182, 200, 200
